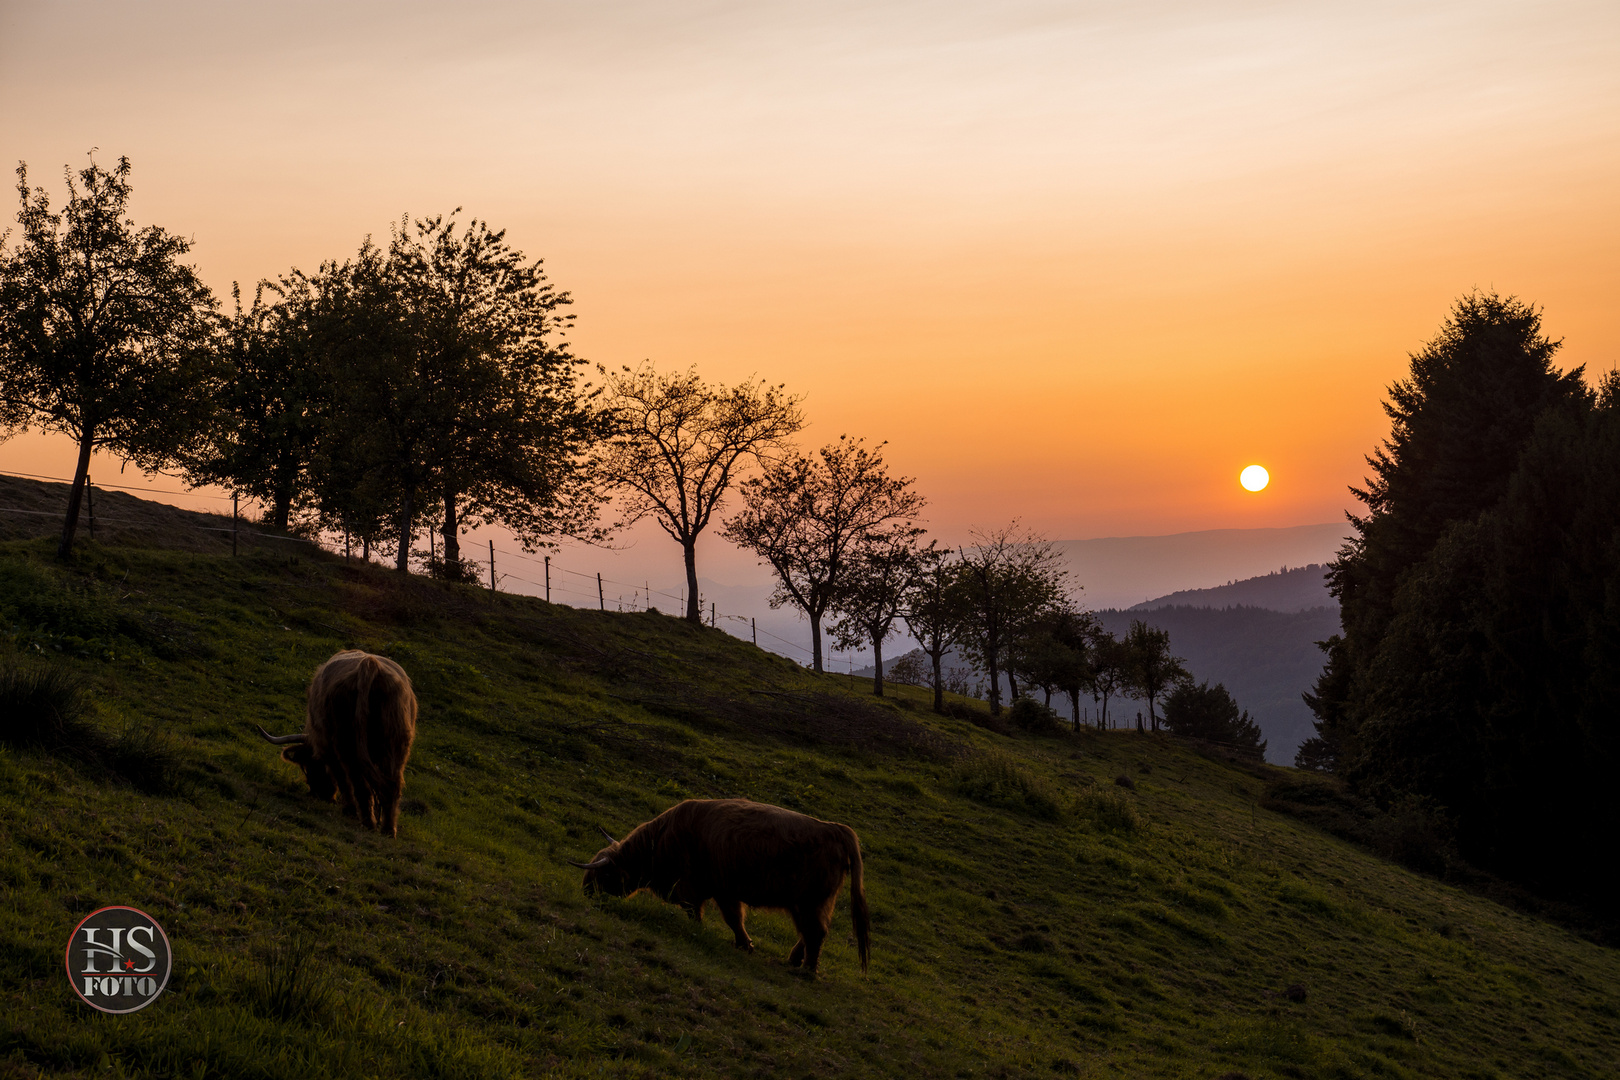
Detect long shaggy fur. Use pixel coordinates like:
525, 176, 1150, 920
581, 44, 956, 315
285, 650, 417, 836
579, 799, 870, 974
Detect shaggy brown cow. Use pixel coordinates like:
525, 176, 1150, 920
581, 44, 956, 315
257, 650, 417, 837
571, 799, 870, 974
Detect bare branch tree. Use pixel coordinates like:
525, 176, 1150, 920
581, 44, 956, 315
596, 362, 804, 621
723, 437, 925, 672
954, 522, 1069, 717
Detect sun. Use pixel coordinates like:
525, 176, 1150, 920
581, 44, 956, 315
1240, 464, 1270, 492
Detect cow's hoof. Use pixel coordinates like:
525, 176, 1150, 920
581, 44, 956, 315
734, 941, 755, 952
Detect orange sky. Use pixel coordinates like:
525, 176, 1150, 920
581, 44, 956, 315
3, 0, 1617, 547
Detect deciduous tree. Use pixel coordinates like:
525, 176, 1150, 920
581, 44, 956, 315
830, 530, 927, 696
953, 523, 1068, 717
723, 437, 924, 672
1122, 619, 1186, 732
0, 155, 220, 558
597, 363, 804, 621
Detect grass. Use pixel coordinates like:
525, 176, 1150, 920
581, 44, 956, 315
0, 535, 1617, 1078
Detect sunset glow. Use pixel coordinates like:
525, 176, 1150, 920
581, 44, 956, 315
2, 1, 1616, 550
1240, 466, 1271, 493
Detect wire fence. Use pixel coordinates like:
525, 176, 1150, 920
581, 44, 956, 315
0, 467, 871, 669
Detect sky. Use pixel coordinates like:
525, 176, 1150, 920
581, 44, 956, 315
2, 0, 1618, 611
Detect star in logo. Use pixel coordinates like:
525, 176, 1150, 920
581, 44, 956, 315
123, 960, 135, 971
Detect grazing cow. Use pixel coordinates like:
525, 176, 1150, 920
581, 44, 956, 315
256, 650, 417, 837
571, 799, 870, 974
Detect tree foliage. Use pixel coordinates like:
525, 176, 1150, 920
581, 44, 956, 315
829, 530, 928, 696
1162, 680, 1265, 755
1303, 292, 1587, 766
723, 437, 924, 672
952, 524, 1068, 717
0, 155, 220, 558
1301, 293, 1620, 906
1121, 619, 1187, 732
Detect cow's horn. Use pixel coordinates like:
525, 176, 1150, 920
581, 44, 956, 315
254, 723, 308, 746
568, 856, 613, 870
597, 825, 618, 844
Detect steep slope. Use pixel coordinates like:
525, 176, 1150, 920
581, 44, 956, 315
2, 538, 1616, 1080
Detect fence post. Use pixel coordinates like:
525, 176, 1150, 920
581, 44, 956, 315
489, 540, 496, 594
646, 582, 650, 613
597, 573, 604, 610
87, 475, 95, 541
710, 602, 715, 627
544, 556, 551, 602
231, 493, 238, 556
752, 617, 756, 645
344, 528, 351, 564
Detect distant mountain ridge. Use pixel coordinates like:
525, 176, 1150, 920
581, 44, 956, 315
1128, 563, 1334, 614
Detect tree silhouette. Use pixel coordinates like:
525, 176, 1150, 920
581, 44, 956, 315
0, 155, 219, 558
1303, 291, 1587, 770
389, 213, 603, 575
1088, 628, 1126, 729
901, 548, 967, 713
597, 363, 804, 622
724, 437, 924, 672
188, 283, 325, 531
830, 530, 928, 696
1123, 619, 1187, 732
1163, 680, 1265, 754
953, 523, 1068, 717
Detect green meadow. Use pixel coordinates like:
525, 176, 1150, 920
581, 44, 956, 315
1, 539, 1616, 1079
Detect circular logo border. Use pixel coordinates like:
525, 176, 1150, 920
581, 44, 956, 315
65, 905, 173, 1014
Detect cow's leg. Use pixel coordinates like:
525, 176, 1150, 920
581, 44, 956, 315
328, 759, 360, 820
376, 772, 403, 837
787, 937, 806, 967
791, 906, 828, 974
716, 899, 753, 951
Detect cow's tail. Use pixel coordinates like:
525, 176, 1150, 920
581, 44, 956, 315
843, 825, 870, 973
352, 655, 383, 782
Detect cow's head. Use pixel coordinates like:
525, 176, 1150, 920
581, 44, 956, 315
256, 725, 337, 802
570, 826, 628, 897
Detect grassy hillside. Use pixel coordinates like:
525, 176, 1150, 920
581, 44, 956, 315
1, 538, 1616, 1079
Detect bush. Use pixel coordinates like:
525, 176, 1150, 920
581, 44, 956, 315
0, 660, 92, 746
0, 660, 183, 792
1076, 788, 1140, 832
955, 753, 1062, 820
1008, 696, 1062, 734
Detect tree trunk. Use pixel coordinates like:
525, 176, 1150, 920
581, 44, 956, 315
395, 488, 415, 573
985, 642, 1001, 716
871, 635, 884, 696
931, 649, 944, 714
442, 488, 461, 575
57, 421, 96, 560
1043, 686, 1051, 708
808, 611, 824, 673
1007, 666, 1021, 702
683, 539, 701, 623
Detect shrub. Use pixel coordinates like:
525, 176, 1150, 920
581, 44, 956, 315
1008, 696, 1061, 734
1076, 788, 1140, 833
955, 753, 1062, 820
0, 660, 91, 746
242, 937, 335, 1024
